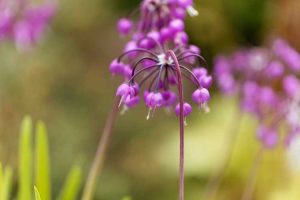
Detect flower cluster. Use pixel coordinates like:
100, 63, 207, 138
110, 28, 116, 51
110, 0, 212, 120
117, 0, 198, 40
0, 0, 56, 50
214, 39, 300, 148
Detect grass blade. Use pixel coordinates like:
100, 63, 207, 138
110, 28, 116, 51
35, 121, 51, 200
57, 166, 82, 200
0, 163, 3, 197
1, 167, 13, 200
18, 116, 33, 200
34, 186, 42, 200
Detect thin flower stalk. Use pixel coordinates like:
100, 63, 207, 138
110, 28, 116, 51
168, 50, 185, 200
240, 147, 264, 200
81, 97, 120, 200
204, 111, 243, 200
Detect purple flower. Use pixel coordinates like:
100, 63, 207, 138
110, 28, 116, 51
169, 19, 185, 33
0, 9, 13, 39
111, 0, 211, 119
257, 126, 278, 149
214, 39, 300, 148
175, 102, 192, 117
117, 18, 133, 36
114, 44, 211, 118
0, 0, 56, 50
162, 90, 177, 106
116, 0, 198, 48
273, 39, 300, 72
283, 75, 300, 98
192, 88, 210, 109
109, 2, 209, 200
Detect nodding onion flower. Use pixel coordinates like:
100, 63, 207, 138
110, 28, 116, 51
108, 2, 211, 200
117, 0, 199, 36
112, 41, 212, 121
111, 0, 212, 121
83, 1, 211, 200
214, 39, 300, 148
0, 0, 56, 50
116, 0, 199, 55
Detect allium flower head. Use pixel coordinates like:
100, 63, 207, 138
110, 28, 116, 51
111, 0, 211, 121
116, 0, 198, 50
214, 39, 300, 148
0, 0, 56, 50
114, 44, 211, 119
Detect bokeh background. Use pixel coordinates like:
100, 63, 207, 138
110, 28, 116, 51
1, 0, 300, 199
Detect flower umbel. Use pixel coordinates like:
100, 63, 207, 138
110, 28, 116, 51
0, 0, 56, 50
214, 39, 300, 148
114, 45, 211, 119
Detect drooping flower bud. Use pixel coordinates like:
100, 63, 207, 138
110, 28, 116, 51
175, 102, 192, 117
117, 18, 133, 36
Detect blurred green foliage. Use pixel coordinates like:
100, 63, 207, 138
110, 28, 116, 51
0, 164, 13, 200
58, 166, 82, 200
0, 116, 82, 200
34, 187, 42, 200
36, 121, 51, 200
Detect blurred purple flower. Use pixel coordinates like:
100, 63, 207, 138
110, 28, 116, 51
0, 0, 56, 50
214, 39, 300, 148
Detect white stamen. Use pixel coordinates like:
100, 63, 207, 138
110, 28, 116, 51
184, 117, 188, 126
118, 96, 125, 107
200, 103, 210, 113
120, 106, 128, 115
151, 106, 157, 118
157, 53, 174, 65
146, 108, 152, 120
187, 6, 199, 17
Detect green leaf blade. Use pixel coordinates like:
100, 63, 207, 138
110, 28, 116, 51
35, 121, 51, 200
18, 116, 33, 200
34, 186, 42, 200
57, 166, 82, 200
0, 163, 3, 197
1, 167, 13, 200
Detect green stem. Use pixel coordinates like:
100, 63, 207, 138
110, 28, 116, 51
81, 96, 120, 200
240, 147, 264, 200
204, 110, 243, 200
168, 50, 185, 200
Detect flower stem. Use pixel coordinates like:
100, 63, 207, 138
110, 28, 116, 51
168, 50, 185, 200
81, 96, 120, 200
240, 147, 264, 200
204, 110, 243, 200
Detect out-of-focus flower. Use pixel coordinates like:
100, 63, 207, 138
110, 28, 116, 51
0, 0, 56, 50
214, 39, 300, 148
